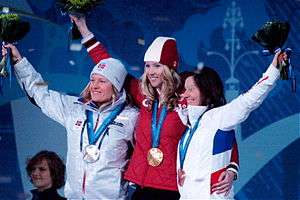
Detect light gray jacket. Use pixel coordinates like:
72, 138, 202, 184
14, 58, 138, 199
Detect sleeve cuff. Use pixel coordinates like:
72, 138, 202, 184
226, 162, 239, 180
14, 57, 33, 78
81, 33, 94, 44
87, 41, 100, 52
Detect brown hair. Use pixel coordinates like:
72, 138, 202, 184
26, 150, 65, 189
193, 66, 226, 109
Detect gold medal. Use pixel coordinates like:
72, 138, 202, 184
177, 168, 186, 187
147, 148, 164, 167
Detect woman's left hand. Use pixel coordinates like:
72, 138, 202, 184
211, 170, 235, 196
69, 14, 91, 38
271, 50, 288, 69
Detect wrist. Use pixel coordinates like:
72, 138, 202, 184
13, 57, 22, 65
79, 27, 92, 38
226, 163, 239, 180
226, 168, 238, 180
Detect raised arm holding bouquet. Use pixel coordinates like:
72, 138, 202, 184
0, 10, 30, 94
252, 21, 296, 92
56, 0, 103, 41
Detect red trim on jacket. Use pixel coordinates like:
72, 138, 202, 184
210, 167, 227, 194
86, 41, 111, 63
231, 137, 239, 165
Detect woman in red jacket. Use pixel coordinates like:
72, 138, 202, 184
71, 16, 239, 200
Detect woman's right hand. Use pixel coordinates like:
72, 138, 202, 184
69, 14, 92, 38
2, 44, 22, 65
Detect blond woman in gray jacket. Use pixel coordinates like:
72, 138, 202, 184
3, 44, 138, 200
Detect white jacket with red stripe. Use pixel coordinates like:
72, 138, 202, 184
176, 64, 280, 199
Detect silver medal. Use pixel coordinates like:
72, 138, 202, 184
83, 145, 100, 163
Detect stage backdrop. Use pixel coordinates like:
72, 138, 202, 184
0, 0, 299, 199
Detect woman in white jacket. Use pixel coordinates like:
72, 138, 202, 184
176, 51, 285, 199
3, 44, 138, 200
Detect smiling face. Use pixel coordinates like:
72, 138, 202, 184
182, 76, 203, 106
144, 61, 165, 89
30, 159, 52, 191
89, 74, 115, 105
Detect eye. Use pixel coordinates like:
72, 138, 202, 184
155, 64, 161, 68
38, 167, 47, 171
145, 64, 150, 68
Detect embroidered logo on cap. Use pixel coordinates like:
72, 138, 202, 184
98, 63, 107, 69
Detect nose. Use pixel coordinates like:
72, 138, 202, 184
31, 168, 40, 177
147, 66, 155, 75
91, 81, 100, 89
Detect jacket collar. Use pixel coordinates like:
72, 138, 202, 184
187, 105, 208, 127
176, 104, 207, 127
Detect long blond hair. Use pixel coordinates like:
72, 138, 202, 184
140, 65, 181, 110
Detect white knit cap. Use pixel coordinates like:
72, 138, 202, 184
90, 58, 127, 92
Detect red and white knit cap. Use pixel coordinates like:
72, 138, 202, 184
144, 37, 179, 69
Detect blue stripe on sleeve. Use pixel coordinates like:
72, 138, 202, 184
213, 129, 235, 155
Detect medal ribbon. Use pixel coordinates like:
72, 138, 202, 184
179, 116, 202, 169
86, 103, 125, 145
6, 48, 12, 87
151, 99, 168, 148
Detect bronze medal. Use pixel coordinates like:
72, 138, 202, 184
147, 148, 164, 167
177, 168, 186, 187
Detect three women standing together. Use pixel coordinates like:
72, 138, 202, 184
3, 14, 285, 200
72, 16, 240, 200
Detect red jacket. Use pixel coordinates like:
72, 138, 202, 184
125, 78, 187, 190
83, 37, 239, 191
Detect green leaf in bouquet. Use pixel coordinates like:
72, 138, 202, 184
57, 0, 104, 14
0, 13, 30, 43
